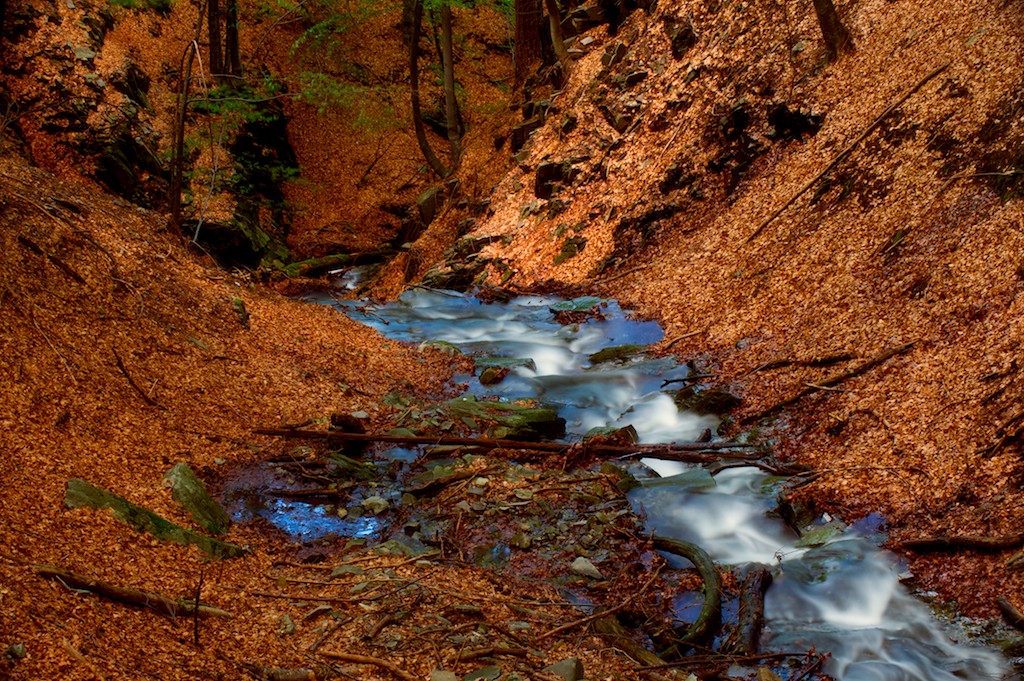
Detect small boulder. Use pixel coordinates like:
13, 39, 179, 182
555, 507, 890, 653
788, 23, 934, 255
543, 658, 585, 681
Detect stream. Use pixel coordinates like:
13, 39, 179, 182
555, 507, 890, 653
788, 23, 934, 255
295, 286, 1010, 681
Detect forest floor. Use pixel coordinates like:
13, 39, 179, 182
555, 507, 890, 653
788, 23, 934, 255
2, 0, 1024, 676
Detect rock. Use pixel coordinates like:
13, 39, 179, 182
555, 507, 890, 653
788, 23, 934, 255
511, 117, 544, 152
478, 365, 510, 385
625, 70, 648, 86
463, 666, 501, 681
361, 496, 390, 515
674, 385, 742, 415
601, 41, 628, 67
428, 669, 462, 681
445, 394, 566, 440
757, 668, 784, 681
162, 462, 232, 535
587, 343, 646, 364
767, 102, 823, 141
73, 45, 96, 61
554, 236, 586, 265
65, 479, 245, 559
543, 657, 585, 681
560, 113, 578, 134
659, 162, 697, 195
599, 105, 631, 134
665, 20, 698, 59
570, 556, 603, 579
417, 186, 444, 225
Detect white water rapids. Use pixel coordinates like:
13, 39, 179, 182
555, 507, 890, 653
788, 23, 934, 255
309, 287, 1010, 681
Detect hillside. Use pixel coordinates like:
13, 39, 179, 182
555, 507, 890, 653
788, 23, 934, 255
1, 0, 1024, 676
415, 0, 1024, 617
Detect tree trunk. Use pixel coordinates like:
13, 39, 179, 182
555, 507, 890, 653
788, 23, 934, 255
207, 0, 223, 77
168, 42, 197, 231
514, 0, 543, 86
812, 0, 852, 63
409, 0, 450, 178
543, 0, 569, 84
225, 0, 241, 78
440, 4, 462, 171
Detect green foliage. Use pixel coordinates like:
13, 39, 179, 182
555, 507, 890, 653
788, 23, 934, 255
107, 0, 171, 14
294, 72, 362, 114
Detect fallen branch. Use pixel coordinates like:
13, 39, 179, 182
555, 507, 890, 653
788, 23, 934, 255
747, 62, 951, 243
113, 348, 167, 410
742, 341, 917, 424
879, 170, 1024, 256
537, 565, 663, 642
457, 646, 529, 661
37, 565, 232, 618
254, 428, 759, 461
653, 536, 722, 648
63, 638, 105, 680
723, 565, 772, 655
747, 353, 856, 374
996, 596, 1024, 631
900, 533, 1024, 553
317, 652, 418, 681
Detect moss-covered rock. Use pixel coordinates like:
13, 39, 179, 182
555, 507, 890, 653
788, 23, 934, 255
445, 394, 566, 440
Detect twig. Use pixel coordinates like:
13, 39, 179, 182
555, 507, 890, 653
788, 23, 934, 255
743, 341, 917, 423
62, 638, 106, 680
38, 565, 231, 618
317, 652, 419, 681
113, 349, 167, 410
747, 62, 951, 243
663, 330, 704, 350
24, 302, 77, 384
457, 646, 529, 661
537, 565, 663, 641
880, 170, 1024, 255
308, 617, 347, 653
594, 264, 652, 286
193, 568, 204, 646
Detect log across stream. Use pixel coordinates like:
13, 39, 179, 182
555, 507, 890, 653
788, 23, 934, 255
286, 287, 1007, 681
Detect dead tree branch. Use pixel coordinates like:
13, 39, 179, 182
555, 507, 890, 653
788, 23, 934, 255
37, 565, 232, 618
747, 62, 950, 243
742, 341, 917, 424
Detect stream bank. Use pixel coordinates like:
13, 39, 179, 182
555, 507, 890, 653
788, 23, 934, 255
233, 286, 1014, 681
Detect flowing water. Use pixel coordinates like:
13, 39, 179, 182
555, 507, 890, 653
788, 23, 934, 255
300, 286, 1009, 681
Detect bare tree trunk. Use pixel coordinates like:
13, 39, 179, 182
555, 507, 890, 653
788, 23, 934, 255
440, 4, 461, 172
169, 43, 197, 230
225, 0, 241, 78
812, 0, 852, 63
543, 0, 569, 83
409, 0, 450, 178
207, 0, 223, 77
514, 0, 543, 86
